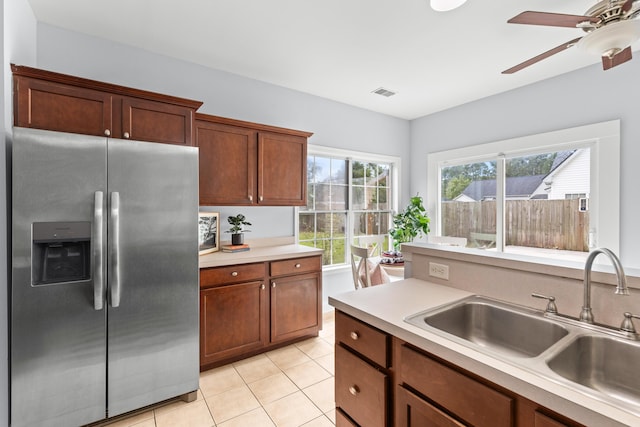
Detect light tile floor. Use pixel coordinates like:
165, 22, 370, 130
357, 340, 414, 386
101, 311, 336, 427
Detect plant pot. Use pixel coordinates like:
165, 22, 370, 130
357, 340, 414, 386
231, 233, 244, 245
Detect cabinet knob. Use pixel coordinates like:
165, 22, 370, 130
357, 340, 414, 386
349, 385, 360, 396
231, 271, 238, 277
248, 195, 253, 202
259, 196, 264, 202
295, 263, 301, 269
350, 331, 360, 340
123, 132, 130, 139
260, 284, 265, 290
104, 129, 111, 137
272, 282, 276, 288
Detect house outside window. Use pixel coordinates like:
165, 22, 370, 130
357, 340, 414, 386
427, 121, 620, 261
299, 147, 399, 267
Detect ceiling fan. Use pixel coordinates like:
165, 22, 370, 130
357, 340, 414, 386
503, 0, 640, 74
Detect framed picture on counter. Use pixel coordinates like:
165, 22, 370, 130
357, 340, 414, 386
198, 212, 219, 255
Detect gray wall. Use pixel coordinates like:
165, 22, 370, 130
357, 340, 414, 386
410, 59, 640, 268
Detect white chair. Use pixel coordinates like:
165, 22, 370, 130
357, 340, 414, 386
350, 245, 372, 290
350, 244, 391, 290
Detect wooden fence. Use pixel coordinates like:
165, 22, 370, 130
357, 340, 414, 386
442, 199, 589, 251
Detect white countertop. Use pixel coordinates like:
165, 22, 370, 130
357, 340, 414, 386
199, 243, 323, 268
329, 279, 640, 427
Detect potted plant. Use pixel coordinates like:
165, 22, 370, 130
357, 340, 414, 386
226, 214, 252, 245
389, 195, 430, 250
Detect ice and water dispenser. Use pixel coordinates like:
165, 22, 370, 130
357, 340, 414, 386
32, 222, 91, 285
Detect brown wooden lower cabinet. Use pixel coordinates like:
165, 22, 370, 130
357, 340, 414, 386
200, 280, 268, 366
334, 310, 586, 427
200, 255, 322, 370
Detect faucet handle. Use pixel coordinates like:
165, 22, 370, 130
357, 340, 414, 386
620, 312, 640, 334
532, 293, 558, 314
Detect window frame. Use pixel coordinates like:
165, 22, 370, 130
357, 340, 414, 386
426, 120, 620, 256
298, 145, 401, 269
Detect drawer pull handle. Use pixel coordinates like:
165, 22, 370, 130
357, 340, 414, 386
295, 263, 301, 268
231, 271, 238, 277
349, 385, 360, 396
350, 331, 359, 340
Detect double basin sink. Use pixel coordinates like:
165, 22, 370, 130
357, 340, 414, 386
404, 295, 640, 415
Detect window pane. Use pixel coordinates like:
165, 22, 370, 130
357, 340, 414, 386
441, 160, 497, 248
504, 149, 590, 252
307, 157, 331, 182
331, 184, 348, 210
331, 159, 348, 184
352, 161, 365, 185
377, 188, 389, 210
352, 186, 365, 210
315, 184, 331, 210
299, 213, 315, 240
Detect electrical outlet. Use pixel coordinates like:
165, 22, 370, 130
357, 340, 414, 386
429, 262, 449, 280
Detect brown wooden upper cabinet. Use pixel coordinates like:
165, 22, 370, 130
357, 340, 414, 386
196, 113, 312, 206
12, 64, 203, 146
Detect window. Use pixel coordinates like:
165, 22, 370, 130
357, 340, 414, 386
427, 120, 620, 260
299, 147, 399, 267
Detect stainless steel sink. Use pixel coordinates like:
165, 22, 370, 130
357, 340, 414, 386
546, 335, 640, 405
405, 295, 569, 358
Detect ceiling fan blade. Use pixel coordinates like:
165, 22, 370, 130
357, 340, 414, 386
502, 37, 582, 74
508, 11, 599, 28
602, 47, 633, 70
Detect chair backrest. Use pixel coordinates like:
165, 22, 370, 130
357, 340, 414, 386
356, 235, 386, 257
350, 245, 372, 290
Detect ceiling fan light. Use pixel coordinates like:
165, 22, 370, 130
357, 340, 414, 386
430, 0, 467, 12
576, 19, 640, 57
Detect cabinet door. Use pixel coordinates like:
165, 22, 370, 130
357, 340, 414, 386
534, 411, 574, 427
270, 272, 321, 343
14, 76, 113, 137
258, 132, 307, 206
196, 120, 257, 205
335, 345, 387, 427
121, 97, 194, 145
200, 281, 268, 366
396, 386, 465, 427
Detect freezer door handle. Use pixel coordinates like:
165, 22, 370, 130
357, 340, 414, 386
110, 191, 121, 308
93, 191, 104, 310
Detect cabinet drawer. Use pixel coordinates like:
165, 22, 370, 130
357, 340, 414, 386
396, 385, 465, 427
336, 408, 359, 427
400, 344, 513, 427
335, 345, 387, 427
336, 311, 389, 368
200, 263, 264, 287
270, 256, 321, 277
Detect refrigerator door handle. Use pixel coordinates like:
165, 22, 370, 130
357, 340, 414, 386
110, 191, 121, 308
93, 191, 104, 310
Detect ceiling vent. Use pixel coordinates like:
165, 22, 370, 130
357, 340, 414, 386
371, 87, 396, 97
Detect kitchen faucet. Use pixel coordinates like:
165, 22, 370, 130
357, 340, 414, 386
580, 248, 628, 324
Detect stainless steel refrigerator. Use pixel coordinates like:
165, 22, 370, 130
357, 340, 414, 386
10, 127, 200, 426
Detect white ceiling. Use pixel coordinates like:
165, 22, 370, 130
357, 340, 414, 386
26, 0, 639, 120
